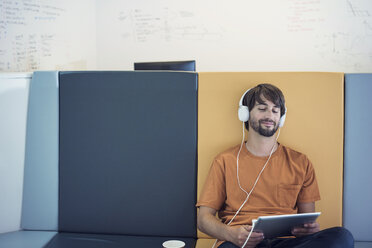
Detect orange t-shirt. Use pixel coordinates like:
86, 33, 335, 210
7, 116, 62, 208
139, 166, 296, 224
197, 143, 321, 244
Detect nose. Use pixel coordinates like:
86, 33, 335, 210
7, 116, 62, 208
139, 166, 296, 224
264, 108, 275, 119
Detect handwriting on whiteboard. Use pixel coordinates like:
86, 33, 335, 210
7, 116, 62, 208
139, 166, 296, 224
117, 8, 225, 43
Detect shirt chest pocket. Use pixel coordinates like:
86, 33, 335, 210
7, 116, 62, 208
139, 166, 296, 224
277, 184, 302, 209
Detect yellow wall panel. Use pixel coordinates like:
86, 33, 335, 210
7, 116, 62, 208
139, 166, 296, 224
196, 238, 217, 248
197, 72, 344, 239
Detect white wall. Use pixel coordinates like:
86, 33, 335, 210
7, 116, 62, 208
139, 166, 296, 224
0, 74, 30, 233
1, 0, 372, 72
0, 0, 96, 72
96, 0, 372, 72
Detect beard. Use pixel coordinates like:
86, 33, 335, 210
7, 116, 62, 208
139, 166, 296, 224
249, 117, 279, 137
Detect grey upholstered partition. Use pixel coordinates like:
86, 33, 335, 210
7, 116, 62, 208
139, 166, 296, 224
50, 71, 197, 247
0, 71, 198, 248
344, 73, 372, 244
0, 71, 59, 247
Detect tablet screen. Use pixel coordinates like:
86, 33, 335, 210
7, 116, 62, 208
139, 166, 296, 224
252, 212, 321, 239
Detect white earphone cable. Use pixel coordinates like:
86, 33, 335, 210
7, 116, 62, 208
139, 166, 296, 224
229, 124, 280, 226
212, 124, 281, 248
212, 123, 247, 248
242, 220, 256, 248
240, 128, 281, 248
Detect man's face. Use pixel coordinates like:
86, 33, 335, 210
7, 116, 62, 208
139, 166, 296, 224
248, 95, 281, 137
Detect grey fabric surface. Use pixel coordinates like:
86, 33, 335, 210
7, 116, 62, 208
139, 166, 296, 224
21, 71, 59, 231
0, 231, 57, 248
58, 71, 197, 237
344, 73, 372, 241
355, 242, 372, 248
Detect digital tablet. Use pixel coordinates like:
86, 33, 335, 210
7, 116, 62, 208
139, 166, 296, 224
252, 212, 321, 239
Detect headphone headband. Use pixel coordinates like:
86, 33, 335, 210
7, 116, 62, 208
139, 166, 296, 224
239, 88, 252, 107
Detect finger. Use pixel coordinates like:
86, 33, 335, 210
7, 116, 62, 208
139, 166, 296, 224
247, 234, 264, 240
293, 227, 312, 232
292, 228, 318, 236
292, 228, 310, 234
243, 235, 264, 243
292, 228, 305, 235
240, 234, 264, 244
247, 236, 264, 243
243, 225, 263, 235
295, 226, 319, 232
304, 222, 318, 228
250, 232, 264, 238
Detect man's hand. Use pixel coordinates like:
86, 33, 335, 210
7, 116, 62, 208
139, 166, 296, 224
291, 222, 320, 237
198, 207, 264, 247
294, 202, 320, 237
228, 225, 264, 248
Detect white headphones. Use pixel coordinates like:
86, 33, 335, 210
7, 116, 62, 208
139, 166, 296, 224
238, 88, 287, 127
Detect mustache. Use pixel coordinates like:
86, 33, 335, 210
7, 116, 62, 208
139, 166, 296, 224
259, 118, 276, 125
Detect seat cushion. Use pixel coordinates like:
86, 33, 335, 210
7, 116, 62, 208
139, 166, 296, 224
45, 232, 196, 248
0, 230, 57, 248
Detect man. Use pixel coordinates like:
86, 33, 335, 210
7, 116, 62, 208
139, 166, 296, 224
196, 84, 353, 248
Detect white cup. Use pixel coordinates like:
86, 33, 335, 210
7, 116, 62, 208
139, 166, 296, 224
162, 240, 185, 248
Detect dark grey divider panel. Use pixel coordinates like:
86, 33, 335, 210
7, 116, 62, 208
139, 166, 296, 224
59, 71, 197, 237
344, 74, 372, 242
21, 71, 59, 231
134, 60, 196, 71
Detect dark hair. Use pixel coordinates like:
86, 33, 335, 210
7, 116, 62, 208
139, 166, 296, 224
242, 83, 286, 130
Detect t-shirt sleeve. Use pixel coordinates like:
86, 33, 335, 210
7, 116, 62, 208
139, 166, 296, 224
196, 156, 226, 211
297, 157, 321, 203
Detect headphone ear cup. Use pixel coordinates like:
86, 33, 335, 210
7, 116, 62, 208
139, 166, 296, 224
279, 113, 286, 127
238, 106, 249, 122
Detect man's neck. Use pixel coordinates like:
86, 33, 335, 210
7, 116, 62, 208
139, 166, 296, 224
245, 130, 278, 157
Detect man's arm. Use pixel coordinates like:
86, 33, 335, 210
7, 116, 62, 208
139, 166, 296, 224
297, 202, 315, 213
198, 206, 264, 248
292, 202, 320, 236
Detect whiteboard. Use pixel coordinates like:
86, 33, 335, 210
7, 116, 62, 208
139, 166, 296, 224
1, 0, 372, 72
0, 73, 30, 233
0, 0, 96, 71
96, 0, 372, 72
